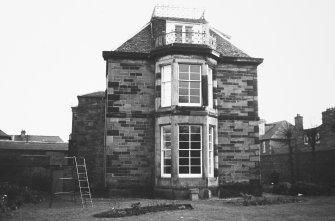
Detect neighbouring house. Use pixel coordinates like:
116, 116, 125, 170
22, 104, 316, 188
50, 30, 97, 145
260, 108, 335, 184
259, 121, 295, 155
0, 130, 68, 190
70, 5, 263, 199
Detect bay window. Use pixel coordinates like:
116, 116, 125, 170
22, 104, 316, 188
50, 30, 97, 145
179, 125, 202, 177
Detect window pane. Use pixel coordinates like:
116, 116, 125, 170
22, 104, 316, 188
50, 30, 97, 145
179, 126, 189, 133
191, 158, 200, 165
190, 89, 200, 96
179, 134, 189, 141
179, 88, 188, 95
179, 73, 189, 80
191, 134, 200, 141
190, 96, 200, 103
164, 141, 171, 149
179, 64, 189, 73
191, 150, 200, 157
163, 126, 171, 134
164, 166, 171, 174
162, 65, 171, 82
191, 142, 200, 149
179, 142, 189, 149
191, 166, 201, 174
164, 134, 171, 141
179, 158, 189, 165
164, 159, 171, 165
179, 166, 189, 174
191, 126, 200, 133
190, 65, 200, 73
190, 82, 200, 88
179, 81, 188, 88
190, 73, 200, 80
179, 150, 189, 157
164, 150, 171, 158
179, 96, 189, 103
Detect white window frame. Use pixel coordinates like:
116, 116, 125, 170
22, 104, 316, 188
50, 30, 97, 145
178, 64, 202, 106
208, 126, 214, 177
208, 67, 213, 108
178, 125, 202, 178
161, 125, 172, 178
161, 65, 172, 107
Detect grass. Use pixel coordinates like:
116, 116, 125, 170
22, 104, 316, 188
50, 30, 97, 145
2, 195, 335, 221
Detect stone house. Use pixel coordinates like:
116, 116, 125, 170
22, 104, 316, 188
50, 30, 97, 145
70, 6, 263, 198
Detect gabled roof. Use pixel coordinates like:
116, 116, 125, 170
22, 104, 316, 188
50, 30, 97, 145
260, 121, 294, 140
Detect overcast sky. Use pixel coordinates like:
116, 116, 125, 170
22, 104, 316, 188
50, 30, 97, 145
0, 0, 334, 141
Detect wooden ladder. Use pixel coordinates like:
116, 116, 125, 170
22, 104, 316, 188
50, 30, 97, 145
73, 156, 93, 208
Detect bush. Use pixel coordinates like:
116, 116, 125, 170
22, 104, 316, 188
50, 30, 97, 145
0, 183, 44, 211
219, 180, 262, 198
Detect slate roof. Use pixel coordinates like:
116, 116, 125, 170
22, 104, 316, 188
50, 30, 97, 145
0, 130, 10, 138
260, 121, 294, 140
116, 24, 152, 53
12, 135, 64, 143
0, 141, 68, 151
115, 17, 250, 58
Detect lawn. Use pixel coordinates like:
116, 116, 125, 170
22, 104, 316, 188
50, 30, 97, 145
2, 195, 335, 221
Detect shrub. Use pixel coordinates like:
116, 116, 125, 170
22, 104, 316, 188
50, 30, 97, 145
219, 180, 262, 198
0, 183, 44, 211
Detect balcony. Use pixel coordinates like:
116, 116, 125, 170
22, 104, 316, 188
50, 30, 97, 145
155, 31, 217, 50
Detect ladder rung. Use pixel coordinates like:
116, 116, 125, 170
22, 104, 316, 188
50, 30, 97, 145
81, 193, 91, 196
77, 165, 86, 167
78, 179, 88, 182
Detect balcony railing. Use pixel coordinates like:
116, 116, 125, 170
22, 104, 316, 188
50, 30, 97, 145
155, 31, 217, 49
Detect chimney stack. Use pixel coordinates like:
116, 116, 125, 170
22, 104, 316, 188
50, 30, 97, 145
294, 114, 303, 131
20, 130, 26, 140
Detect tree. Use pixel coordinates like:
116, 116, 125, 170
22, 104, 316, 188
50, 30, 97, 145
304, 127, 320, 181
278, 122, 297, 184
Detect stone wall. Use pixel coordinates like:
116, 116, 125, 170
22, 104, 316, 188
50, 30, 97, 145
70, 94, 105, 189
216, 62, 260, 183
105, 59, 155, 194
261, 150, 335, 184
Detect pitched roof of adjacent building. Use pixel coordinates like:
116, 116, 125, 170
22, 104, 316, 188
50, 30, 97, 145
78, 91, 105, 98
260, 121, 294, 140
12, 135, 64, 143
0, 130, 10, 137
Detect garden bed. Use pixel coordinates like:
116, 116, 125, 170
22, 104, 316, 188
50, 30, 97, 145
93, 203, 193, 218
